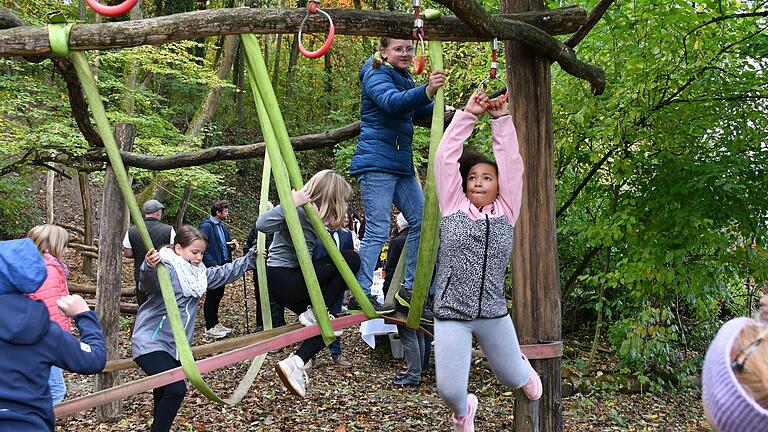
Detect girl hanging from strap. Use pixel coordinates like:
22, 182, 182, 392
254, 169, 360, 398
432, 90, 542, 432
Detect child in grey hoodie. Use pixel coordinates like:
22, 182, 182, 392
131, 225, 255, 432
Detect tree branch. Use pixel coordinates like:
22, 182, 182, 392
432, 0, 606, 94
556, 148, 614, 219
565, 0, 616, 48
81, 121, 362, 170
0, 7, 587, 57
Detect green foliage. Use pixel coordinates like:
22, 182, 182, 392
0, 174, 39, 239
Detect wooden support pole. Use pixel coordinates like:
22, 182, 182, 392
94, 123, 135, 421
504, 0, 563, 430
78, 172, 95, 276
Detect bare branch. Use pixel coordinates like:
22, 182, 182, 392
431, 0, 606, 94
565, 0, 616, 48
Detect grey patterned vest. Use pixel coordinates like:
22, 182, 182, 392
433, 211, 515, 320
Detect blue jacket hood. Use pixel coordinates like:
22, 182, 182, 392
0, 238, 46, 295
0, 294, 51, 345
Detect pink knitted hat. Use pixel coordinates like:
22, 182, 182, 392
702, 317, 768, 431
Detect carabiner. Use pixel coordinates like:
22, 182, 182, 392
298, 0, 335, 59
411, 0, 426, 75
84, 0, 138, 17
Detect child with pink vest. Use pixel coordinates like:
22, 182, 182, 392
433, 91, 542, 432
27, 224, 72, 404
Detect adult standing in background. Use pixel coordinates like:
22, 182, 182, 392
123, 199, 175, 306
199, 199, 239, 338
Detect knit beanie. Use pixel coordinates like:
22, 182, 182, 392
0, 238, 47, 295
702, 317, 768, 431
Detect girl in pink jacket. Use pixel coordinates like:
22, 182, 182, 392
27, 224, 72, 404
433, 92, 542, 432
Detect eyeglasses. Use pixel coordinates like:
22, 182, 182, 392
390, 46, 416, 56
732, 327, 768, 372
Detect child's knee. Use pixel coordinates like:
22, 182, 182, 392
166, 381, 187, 401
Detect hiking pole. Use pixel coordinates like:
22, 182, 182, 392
242, 274, 250, 334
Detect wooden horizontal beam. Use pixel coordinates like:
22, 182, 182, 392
69, 282, 134, 297
102, 323, 303, 373
85, 299, 138, 314
0, 6, 587, 58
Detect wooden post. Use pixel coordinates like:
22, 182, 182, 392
78, 172, 94, 276
94, 123, 135, 421
504, 0, 563, 431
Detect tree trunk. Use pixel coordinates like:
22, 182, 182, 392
186, 34, 239, 136
271, 33, 282, 87
323, 50, 332, 109
234, 40, 245, 127
285, 33, 299, 99
94, 123, 135, 422
46, 169, 55, 224
504, 0, 562, 430
78, 172, 95, 276
174, 186, 193, 229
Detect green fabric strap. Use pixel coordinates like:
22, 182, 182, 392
240, 34, 336, 345
240, 34, 378, 326
68, 48, 265, 404
46, 11, 72, 58
407, 40, 445, 328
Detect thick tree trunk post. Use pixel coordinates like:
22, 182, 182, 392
78, 172, 95, 276
94, 123, 135, 422
504, 0, 562, 431
46, 169, 55, 224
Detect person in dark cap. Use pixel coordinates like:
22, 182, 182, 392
0, 238, 106, 431
123, 199, 176, 305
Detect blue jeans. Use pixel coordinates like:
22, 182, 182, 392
49, 366, 66, 405
356, 172, 424, 293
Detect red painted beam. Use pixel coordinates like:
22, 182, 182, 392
55, 313, 369, 418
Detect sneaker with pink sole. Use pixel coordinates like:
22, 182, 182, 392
452, 393, 478, 432
520, 354, 542, 400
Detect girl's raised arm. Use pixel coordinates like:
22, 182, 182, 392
435, 110, 477, 216
490, 111, 524, 225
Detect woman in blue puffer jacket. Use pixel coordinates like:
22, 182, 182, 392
349, 37, 446, 311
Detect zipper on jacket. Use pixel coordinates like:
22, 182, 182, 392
395, 135, 400, 150
151, 315, 167, 339
477, 214, 490, 318
440, 272, 452, 302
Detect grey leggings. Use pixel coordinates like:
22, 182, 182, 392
434, 315, 529, 417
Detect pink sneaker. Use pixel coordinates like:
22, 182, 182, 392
452, 393, 478, 432
520, 354, 542, 400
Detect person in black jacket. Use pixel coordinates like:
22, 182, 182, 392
0, 239, 106, 431
199, 199, 239, 338
123, 199, 175, 306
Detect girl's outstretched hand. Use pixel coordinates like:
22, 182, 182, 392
426, 70, 447, 98
486, 95, 508, 119
465, 91, 488, 116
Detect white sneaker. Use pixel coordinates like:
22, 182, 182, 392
276, 355, 308, 398
214, 323, 233, 333
298, 306, 343, 337
205, 325, 228, 339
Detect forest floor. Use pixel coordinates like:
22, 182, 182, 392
37, 173, 711, 431
56, 249, 711, 432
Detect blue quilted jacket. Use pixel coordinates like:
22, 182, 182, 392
350, 54, 434, 177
